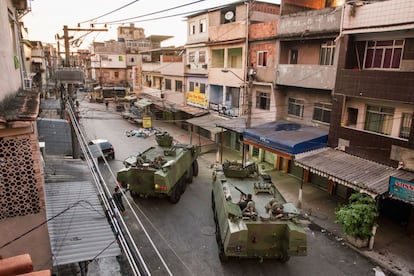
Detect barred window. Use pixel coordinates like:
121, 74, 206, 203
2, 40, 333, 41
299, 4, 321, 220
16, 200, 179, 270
165, 79, 171, 90
256, 91, 270, 110
312, 103, 332, 124
175, 80, 182, 92
320, 41, 335, 65
399, 113, 412, 139
288, 98, 304, 118
364, 105, 394, 135
364, 40, 404, 69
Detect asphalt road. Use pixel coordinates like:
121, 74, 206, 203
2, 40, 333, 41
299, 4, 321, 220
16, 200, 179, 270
79, 98, 386, 276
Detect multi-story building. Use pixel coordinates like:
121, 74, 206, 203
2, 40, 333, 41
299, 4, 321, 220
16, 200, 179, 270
186, 1, 281, 146
184, 10, 210, 112
29, 40, 47, 91
329, 0, 414, 232
89, 40, 127, 87
290, 0, 414, 234
119, 24, 167, 88
0, 0, 52, 270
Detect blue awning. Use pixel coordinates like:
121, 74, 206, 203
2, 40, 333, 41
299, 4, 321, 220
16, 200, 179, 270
243, 121, 328, 155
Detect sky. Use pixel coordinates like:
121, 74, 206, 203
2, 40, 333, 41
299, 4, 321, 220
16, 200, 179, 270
22, 0, 280, 49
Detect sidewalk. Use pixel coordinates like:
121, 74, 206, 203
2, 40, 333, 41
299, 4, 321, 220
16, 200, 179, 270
153, 119, 414, 276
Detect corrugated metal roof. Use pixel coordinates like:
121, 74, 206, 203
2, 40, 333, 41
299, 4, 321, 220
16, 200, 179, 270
44, 158, 120, 265
216, 117, 246, 134
295, 147, 414, 197
186, 113, 230, 134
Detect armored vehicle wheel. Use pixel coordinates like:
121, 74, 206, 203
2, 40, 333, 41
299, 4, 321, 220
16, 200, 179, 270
187, 165, 194, 184
211, 190, 215, 211
280, 253, 290, 263
215, 221, 228, 262
192, 160, 199, 177
180, 177, 187, 194
169, 184, 181, 204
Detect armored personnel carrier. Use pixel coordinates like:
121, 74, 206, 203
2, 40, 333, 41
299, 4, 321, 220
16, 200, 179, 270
211, 160, 307, 262
117, 132, 200, 203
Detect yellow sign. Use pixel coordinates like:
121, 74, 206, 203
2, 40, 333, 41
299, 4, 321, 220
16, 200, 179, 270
187, 91, 208, 108
143, 116, 152, 128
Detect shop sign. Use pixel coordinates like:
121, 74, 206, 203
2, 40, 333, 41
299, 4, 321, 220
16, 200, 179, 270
389, 176, 414, 204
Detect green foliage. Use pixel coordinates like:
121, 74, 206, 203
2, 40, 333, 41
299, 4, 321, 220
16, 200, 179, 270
335, 192, 379, 240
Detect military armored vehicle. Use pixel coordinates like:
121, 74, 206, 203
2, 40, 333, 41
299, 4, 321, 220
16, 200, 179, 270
211, 160, 307, 262
117, 132, 200, 203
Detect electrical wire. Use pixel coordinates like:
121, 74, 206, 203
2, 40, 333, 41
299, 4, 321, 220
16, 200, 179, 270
101, 0, 207, 25
78, 0, 140, 24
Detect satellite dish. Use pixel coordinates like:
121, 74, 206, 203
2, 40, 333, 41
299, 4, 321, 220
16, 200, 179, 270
225, 11, 235, 21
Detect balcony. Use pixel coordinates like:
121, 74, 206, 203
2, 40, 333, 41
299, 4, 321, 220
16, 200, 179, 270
276, 64, 336, 90
278, 7, 341, 39
336, 69, 414, 102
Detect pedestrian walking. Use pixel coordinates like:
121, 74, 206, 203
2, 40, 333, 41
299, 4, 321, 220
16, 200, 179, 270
105, 101, 109, 110
113, 186, 126, 218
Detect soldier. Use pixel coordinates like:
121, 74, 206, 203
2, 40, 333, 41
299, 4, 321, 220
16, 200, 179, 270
113, 186, 126, 218
238, 193, 253, 210
242, 201, 257, 220
269, 202, 284, 220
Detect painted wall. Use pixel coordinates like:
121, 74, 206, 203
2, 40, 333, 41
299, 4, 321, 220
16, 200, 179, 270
0, 0, 23, 101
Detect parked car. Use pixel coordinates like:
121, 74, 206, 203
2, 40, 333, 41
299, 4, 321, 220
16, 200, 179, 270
86, 139, 115, 160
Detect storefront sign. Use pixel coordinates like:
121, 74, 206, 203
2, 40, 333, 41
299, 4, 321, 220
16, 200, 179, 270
389, 176, 414, 204
186, 91, 208, 108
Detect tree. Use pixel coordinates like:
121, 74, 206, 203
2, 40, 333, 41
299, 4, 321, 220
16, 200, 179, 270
335, 192, 379, 241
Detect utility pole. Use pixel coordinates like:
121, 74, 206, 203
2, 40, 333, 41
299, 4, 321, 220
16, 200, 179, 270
57, 25, 107, 159
62, 25, 107, 67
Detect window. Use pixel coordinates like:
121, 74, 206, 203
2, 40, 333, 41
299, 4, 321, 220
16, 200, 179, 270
364, 40, 404, 69
290, 49, 298, 64
212, 49, 225, 68
288, 98, 304, 118
320, 41, 335, 65
188, 51, 195, 63
200, 83, 206, 94
165, 79, 172, 90
189, 82, 205, 93
114, 72, 119, 78
175, 80, 182, 92
200, 19, 206, 33
190, 23, 196, 35
227, 47, 242, 68
257, 51, 268, 67
256, 91, 270, 110
312, 102, 331, 124
199, 51, 206, 63
364, 105, 394, 135
399, 113, 412, 139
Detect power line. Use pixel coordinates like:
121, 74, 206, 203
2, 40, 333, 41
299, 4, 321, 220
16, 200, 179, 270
100, 0, 207, 25
78, 0, 140, 24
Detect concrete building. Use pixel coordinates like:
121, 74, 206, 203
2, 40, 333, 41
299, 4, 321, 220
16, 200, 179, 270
0, 0, 52, 271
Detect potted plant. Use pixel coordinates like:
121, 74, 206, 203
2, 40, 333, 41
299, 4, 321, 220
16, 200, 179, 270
335, 192, 379, 248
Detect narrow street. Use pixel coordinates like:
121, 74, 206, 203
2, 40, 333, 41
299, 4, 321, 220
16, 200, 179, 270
79, 95, 387, 276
